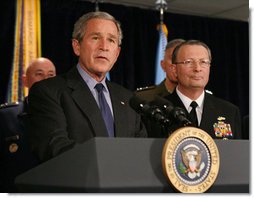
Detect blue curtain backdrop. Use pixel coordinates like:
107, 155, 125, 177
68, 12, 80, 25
0, 0, 249, 120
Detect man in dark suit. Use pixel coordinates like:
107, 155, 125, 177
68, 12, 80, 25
135, 39, 185, 103
0, 57, 56, 192
164, 40, 241, 139
27, 11, 147, 163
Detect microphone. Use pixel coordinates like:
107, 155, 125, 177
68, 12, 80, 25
150, 96, 174, 115
171, 107, 192, 127
129, 95, 170, 126
151, 96, 192, 127
129, 95, 150, 114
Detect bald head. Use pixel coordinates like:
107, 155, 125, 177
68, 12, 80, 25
23, 57, 56, 89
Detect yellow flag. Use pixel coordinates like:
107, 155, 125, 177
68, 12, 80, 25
7, 0, 41, 102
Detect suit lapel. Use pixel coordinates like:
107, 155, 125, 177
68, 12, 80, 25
170, 91, 189, 112
199, 93, 218, 135
66, 68, 108, 137
107, 83, 128, 137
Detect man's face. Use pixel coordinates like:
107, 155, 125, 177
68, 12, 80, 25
174, 44, 210, 91
161, 47, 177, 83
24, 60, 56, 89
72, 18, 121, 81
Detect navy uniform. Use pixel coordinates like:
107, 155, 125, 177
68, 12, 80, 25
134, 83, 214, 138
0, 101, 38, 192
164, 90, 242, 139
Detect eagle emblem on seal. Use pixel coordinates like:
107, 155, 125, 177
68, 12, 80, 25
179, 144, 205, 179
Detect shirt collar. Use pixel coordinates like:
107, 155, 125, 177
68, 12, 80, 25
76, 64, 108, 92
176, 87, 205, 110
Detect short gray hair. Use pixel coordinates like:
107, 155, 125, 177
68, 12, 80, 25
172, 40, 212, 63
72, 11, 123, 46
165, 38, 185, 50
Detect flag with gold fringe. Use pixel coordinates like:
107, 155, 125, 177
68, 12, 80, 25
7, 0, 41, 103
154, 23, 168, 85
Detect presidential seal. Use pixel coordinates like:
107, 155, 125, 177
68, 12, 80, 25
162, 127, 220, 193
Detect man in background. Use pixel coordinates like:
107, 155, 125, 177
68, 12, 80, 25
135, 39, 185, 102
165, 40, 242, 139
134, 39, 185, 137
0, 57, 56, 192
22, 57, 56, 89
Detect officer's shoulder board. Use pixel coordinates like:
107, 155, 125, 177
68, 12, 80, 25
136, 85, 156, 92
0, 101, 20, 109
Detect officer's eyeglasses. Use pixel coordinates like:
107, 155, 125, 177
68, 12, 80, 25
175, 59, 211, 68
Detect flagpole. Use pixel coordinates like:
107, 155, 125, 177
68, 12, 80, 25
154, 0, 168, 85
91, 0, 104, 11
155, 0, 167, 24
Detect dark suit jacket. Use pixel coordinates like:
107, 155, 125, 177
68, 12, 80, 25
164, 90, 242, 139
0, 101, 38, 192
27, 67, 147, 162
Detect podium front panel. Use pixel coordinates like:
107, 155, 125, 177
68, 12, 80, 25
15, 138, 249, 193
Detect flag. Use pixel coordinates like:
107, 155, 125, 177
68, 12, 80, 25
7, 0, 41, 103
106, 72, 110, 81
154, 23, 168, 85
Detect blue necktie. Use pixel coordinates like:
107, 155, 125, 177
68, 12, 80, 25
95, 83, 114, 137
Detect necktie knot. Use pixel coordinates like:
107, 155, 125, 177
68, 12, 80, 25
190, 101, 198, 109
95, 83, 104, 93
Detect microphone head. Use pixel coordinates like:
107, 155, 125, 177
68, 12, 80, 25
129, 95, 149, 113
173, 107, 187, 117
172, 107, 192, 126
150, 96, 174, 110
150, 96, 174, 117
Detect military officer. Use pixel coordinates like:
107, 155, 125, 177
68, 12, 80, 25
0, 57, 56, 192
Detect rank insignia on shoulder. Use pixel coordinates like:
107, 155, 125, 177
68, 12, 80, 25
136, 86, 156, 92
213, 116, 233, 139
0, 101, 20, 109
